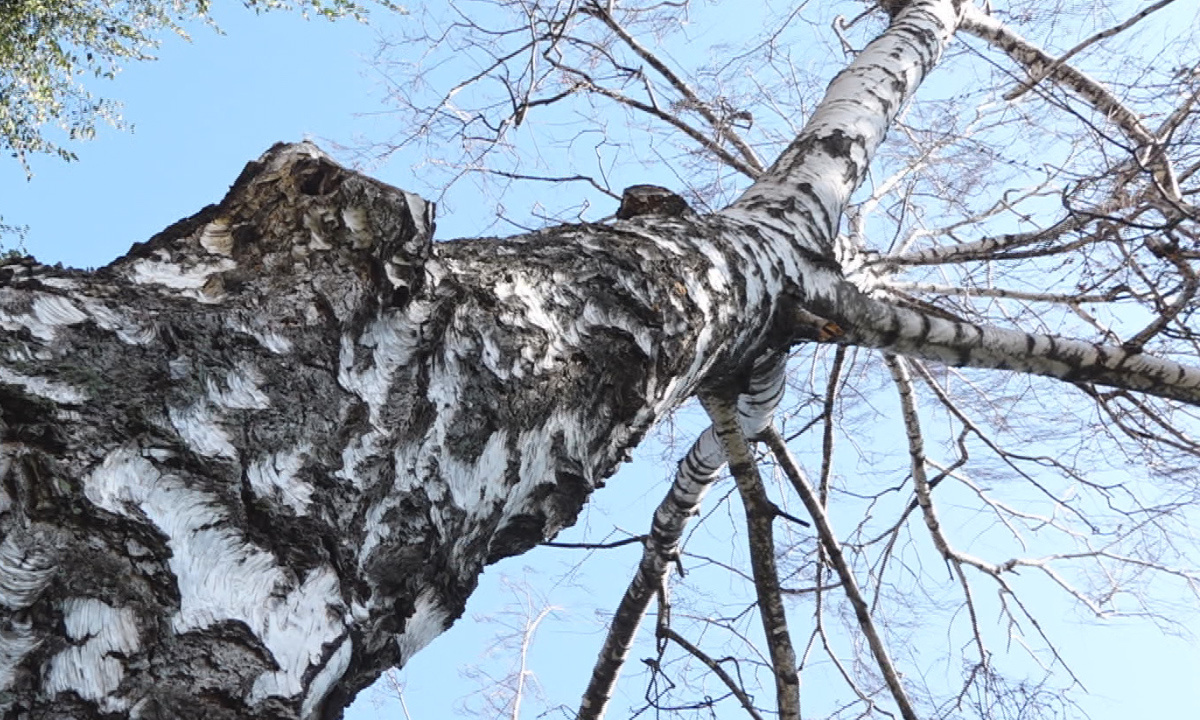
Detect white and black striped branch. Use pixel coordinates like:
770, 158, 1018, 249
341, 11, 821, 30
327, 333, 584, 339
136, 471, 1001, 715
961, 5, 1154, 148
726, 0, 962, 255
877, 213, 1093, 267
823, 283, 1200, 406
960, 4, 1192, 206
577, 353, 787, 720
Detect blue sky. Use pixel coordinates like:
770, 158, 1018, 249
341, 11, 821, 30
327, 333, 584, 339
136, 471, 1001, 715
0, 8, 387, 267
4, 4, 1199, 719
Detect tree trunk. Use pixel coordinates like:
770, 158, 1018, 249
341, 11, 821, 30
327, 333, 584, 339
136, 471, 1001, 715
0, 133, 816, 719
2, 2, 1197, 718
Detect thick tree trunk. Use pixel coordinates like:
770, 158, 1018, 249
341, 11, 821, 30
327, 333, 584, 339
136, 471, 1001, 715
2, 2, 1197, 719
0, 132, 828, 718
0, 139, 773, 719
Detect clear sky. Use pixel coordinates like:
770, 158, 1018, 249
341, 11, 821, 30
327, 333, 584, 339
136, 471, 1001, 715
3, 3, 1199, 719
0, 7, 390, 268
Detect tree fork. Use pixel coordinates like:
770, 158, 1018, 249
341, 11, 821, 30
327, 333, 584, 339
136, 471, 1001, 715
578, 353, 788, 720
0, 142, 787, 719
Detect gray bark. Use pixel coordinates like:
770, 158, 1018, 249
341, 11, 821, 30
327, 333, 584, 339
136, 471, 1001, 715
1, 1, 1197, 718
0, 141, 764, 719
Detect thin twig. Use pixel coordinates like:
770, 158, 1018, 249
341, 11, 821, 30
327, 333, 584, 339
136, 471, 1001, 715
542, 536, 646, 550
659, 628, 768, 720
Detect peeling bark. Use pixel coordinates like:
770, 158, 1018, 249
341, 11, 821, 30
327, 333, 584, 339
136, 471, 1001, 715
0, 141, 780, 719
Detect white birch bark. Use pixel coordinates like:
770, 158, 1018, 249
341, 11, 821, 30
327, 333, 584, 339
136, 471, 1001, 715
1, 2, 1198, 719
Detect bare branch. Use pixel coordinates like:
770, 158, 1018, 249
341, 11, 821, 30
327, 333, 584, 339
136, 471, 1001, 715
581, 1, 766, 176
763, 426, 918, 720
658, 628, 768, 720
1002, 0, 1181, 102
578, 353, 788, 720
705, 393, 801, 720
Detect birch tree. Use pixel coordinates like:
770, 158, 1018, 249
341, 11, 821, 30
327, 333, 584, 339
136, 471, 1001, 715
2, 1, 1198, 719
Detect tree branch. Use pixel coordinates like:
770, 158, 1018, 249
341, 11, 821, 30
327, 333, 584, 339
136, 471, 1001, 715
659, 627, 768, 720
704, 393, 800, 720
821, 282, 1200, 406
578, 353, 788, 720
762, 426, 918, 720
582, 1, 766, 177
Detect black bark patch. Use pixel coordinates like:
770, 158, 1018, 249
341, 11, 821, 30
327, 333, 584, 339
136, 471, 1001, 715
815, 130, 855, 160
0, 385, 66, 451
231, 223, 261, 255
366, 540, 436, 599
294, 157, 346, 197
10, 451, 76, 521
486, 512, 546, 563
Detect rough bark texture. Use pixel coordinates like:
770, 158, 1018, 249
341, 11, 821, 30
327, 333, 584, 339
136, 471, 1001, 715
0, 140, 783, 719
2, 2, 1198, 719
